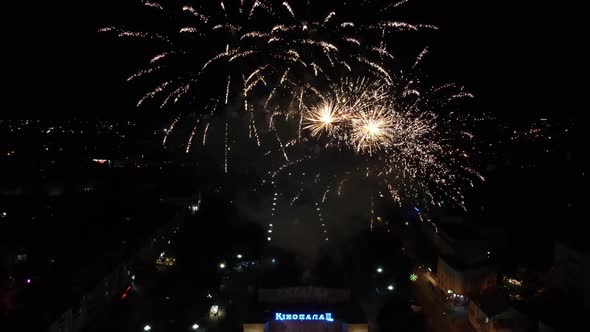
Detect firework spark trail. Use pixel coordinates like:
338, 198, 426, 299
240, 31, 269, 39
271, 156, 311, 178
225, 75, 231, 104
376, 21, 439, 31
150, 52, 172, 63
137, 81, 171, 106
324, 12, 336, 24
275, 131, 289, 162
202, 122, 211, 146
372, 46, 395, 60
182, 6, 209, 22
382, 0, 409, 12
298, 88, 305, 138
163, 116, 180, 146
142, 1, 163, 10
290, 187, 303, 206
180, 27, 199, 33
250, 113, 261, 146
322, 186, 330, 203
414, 46, 429, 68
186, 119, 200, 153
224, 121, 229, 173
337, 178, 347, 196
127, 66, 160, 81
282, 2, 295, 18
357, 57, 393, 84
448, 91, 475, 101
345, 37, 361, 46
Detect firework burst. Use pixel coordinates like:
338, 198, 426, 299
100, 1, 483, 214
303, 100, 346, 137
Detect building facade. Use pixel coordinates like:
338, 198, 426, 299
243, 287, 367, 332
437, 256, 496, 298
468, 289, 529, 332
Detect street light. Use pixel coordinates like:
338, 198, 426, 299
376, 267, 383, 273
192, 323, 200, 330
219, 263, 226, 269
143, 325, 152, 331
236, 254, 242, 259
387, 285, 394, 291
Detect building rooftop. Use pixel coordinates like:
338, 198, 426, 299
438, 223, 480, 242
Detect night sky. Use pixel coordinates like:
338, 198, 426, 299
3, 0, 587, 120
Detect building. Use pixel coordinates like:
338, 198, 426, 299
437, 255, 496, 298
551, 241, 589, 305
432, 223, 491, 265
243, 287, 367, 332
468, 288, 529, 332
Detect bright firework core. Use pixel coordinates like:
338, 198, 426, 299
352, 107, 394, 154
303, 102, 344, 137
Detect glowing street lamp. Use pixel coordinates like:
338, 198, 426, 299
376, 267, 383, 273
387, 284, 394, 291
191, 324, 200, 330
219, 263, 226, 269
143, 325, 152, 331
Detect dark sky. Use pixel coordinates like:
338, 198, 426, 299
2, 0, 587, 120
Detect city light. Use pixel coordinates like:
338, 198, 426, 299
376, 267, 383, 273
410, 273, 418, 282
387, 284, 394, 291
219, 263, 226, 269
236, 254, 242, 259
143, 325, 152, 331
210, 305, 219, 316
192, 323, 199, 330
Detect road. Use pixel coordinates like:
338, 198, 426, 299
410, 267, 473, 332
401, 225, 473, 332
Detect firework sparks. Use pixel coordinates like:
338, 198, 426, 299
282, 2, 295, 18
350, 106, 395, 154
101, 1, 482, 211
163, 116, 180, 146
186, 120, 200, 154
303, 101, 345, 137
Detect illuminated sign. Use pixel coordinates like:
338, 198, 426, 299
275, 313, 333, 322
